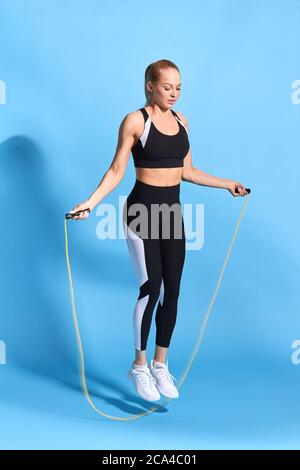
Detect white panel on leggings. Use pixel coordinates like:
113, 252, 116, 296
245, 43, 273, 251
123, 222, 148, 286
159, 278, 164, 305
133, 294, 150, 351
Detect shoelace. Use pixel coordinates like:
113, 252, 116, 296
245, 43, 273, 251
152, 365, 177, 384
133, 368, 157, 388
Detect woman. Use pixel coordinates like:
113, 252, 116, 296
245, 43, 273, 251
68, 59, 248, 402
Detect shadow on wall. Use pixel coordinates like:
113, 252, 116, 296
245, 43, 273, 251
0, 135, 134, 384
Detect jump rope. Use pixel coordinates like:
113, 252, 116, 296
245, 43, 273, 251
64, 186, 251, 421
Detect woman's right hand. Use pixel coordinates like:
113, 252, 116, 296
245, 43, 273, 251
68, 199, 94, 220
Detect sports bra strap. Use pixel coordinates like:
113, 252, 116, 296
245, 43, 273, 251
171, 110, 188, 132
139, 108, 149, 123
171, 109, 180, 119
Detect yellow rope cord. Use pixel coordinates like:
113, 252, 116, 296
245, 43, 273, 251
64, 192, 251, 421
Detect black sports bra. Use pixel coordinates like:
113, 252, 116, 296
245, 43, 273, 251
131, 107, 190, 168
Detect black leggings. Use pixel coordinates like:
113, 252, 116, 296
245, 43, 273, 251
122, 179, 186, 351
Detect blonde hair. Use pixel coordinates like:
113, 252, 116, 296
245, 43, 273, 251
144, 59, 180, 106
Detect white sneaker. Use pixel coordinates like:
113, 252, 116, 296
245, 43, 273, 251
150, 359, 179, 399
128, 363, 161, 402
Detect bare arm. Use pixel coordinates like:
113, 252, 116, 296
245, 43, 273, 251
182, 150, 232, 189
68, 112, 136, 219
176, 112, 248, 197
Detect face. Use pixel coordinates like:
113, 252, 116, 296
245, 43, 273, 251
147, 68, 181, 108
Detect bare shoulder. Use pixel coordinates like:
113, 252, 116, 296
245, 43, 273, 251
120, 109, 144, 138
174, 110, 189, 128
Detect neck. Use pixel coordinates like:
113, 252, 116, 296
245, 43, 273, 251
146, 103, 172, 119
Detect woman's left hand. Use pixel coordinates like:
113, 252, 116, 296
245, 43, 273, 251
226, 180, 248, 197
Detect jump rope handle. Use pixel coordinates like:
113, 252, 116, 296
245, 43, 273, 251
235, 187, 251, 194
65, 208, 91, 220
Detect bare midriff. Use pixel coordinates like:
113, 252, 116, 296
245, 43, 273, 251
135, 167, 183, 187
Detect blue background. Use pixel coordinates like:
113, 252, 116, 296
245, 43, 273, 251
0, 0, 300, 450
